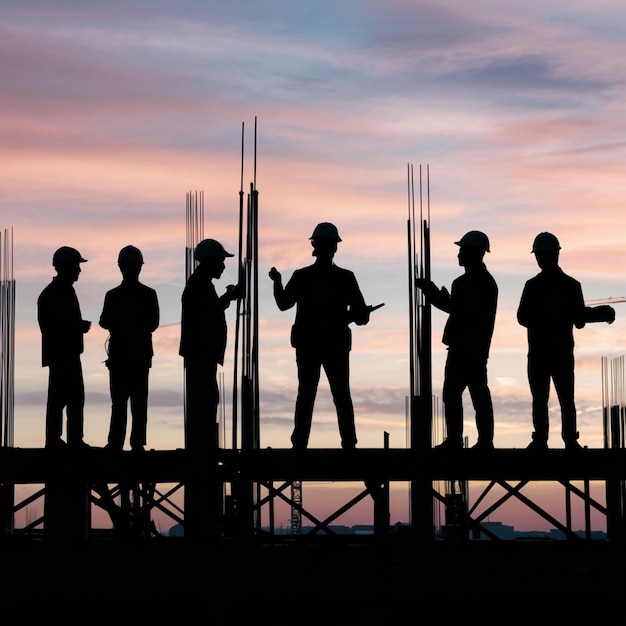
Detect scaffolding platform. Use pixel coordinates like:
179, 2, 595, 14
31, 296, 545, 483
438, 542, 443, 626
2, 445, 626, 544
2, 445, 626, 483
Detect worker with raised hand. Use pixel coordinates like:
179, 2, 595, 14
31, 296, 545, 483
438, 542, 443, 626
518, 232, 615, 451
416, 230, 498, 452
269, 222, 380, 451
37, 246, 92, 452
99, 245, 160, 453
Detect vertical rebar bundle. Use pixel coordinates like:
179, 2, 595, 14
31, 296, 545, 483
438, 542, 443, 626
406, 164, 433, 450
229, 118, 262, 534
185, 191, 204, 281
1, 228, 16, 536
406, 165, 438, 538
602, 355, 625, 449
234, 118, 260, 453
601, 355, 626, 538
0, 227, 15, 448
183, 191, 205, 438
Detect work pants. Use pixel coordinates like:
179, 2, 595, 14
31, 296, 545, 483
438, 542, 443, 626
442, 349, 494, 445
528, 351, 578, 444
292, 346, 357, 450
45, 356, 85, 448
107, 363, 149, 450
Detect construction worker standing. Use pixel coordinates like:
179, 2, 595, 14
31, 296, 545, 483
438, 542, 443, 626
179, 238, 240, 452
37, 246, 92, 451
518, 232, 615, 451
416, 230, 498, 452
269, 222, 377, 450
99, 245, 160, 453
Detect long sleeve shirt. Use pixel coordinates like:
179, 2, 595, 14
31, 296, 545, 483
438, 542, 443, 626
99, 280, 160, 368
37, 276, 86, 366
517, 266, 586, 357
274, 262, 369, 353
179, 266, 230, 365
429, 262, 498, 362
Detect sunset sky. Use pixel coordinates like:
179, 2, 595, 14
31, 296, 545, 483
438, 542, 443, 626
3, 1, 626, 531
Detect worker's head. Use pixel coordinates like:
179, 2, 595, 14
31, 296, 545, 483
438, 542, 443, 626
194, 238, 234, 279
454, 231, 489, 267
117, 245, 144, 281
52, 246, 87, 282
118, 245, 144, 265
53, 246, 87, 267
310, 222, 341, 258
531, 232, 560, 253
531, 232, 560, 269
454, 231, 490, 252
195, 239, 234, 262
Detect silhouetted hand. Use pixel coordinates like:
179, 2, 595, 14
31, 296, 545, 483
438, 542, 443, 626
361, 303, 384, 324
225, 283, 243, 301
269, 267, 281, 283
415, 278, 438, 295
82, 320, 92, 333
597, 305, 616, 324
584, 305, 616, 324
354, 309, 371, 326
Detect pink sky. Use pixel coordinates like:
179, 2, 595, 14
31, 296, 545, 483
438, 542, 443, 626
3, 1, 626, 532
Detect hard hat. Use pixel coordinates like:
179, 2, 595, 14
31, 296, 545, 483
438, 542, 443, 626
52, 246, 87, 266
118, 245, 144, 264
532, 232, 561, 253
310, 222, 342, 242
195, 238, 234, 262
454, 231, 490, 253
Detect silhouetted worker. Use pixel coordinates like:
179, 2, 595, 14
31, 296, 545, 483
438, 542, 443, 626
37, 246, 92, 451
518, 232, 615, 451
179, 238, 240, 452
99, 245, 160, 453
416, 231, 498, 452
269, 222, 377, 450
